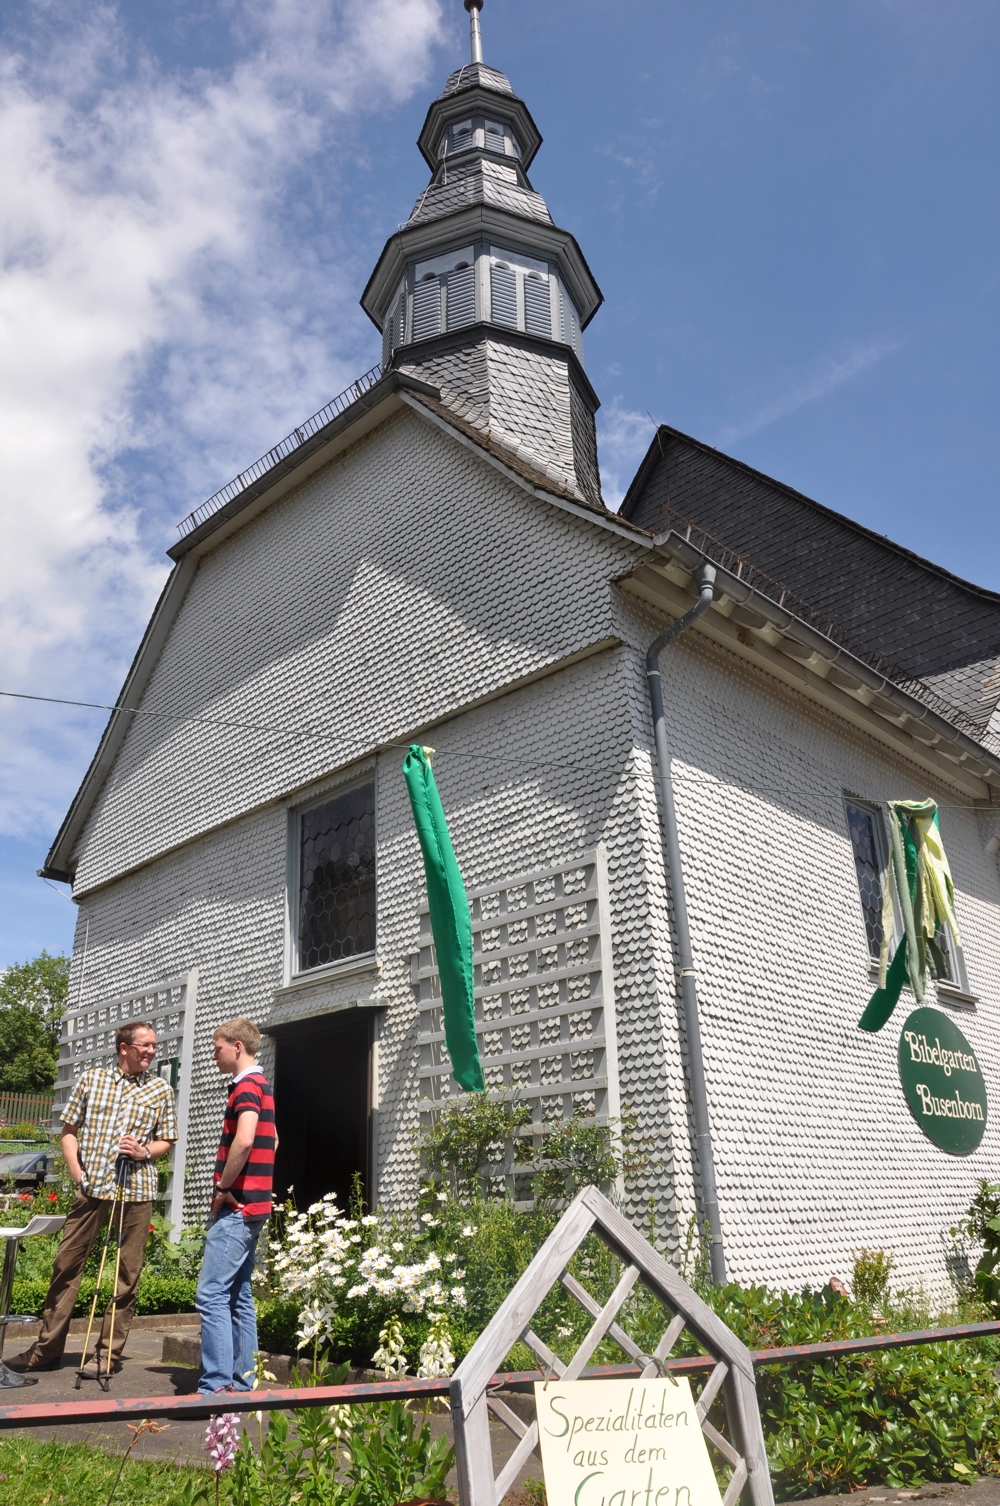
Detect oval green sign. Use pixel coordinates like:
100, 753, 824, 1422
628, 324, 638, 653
898, 1007, 987, 1155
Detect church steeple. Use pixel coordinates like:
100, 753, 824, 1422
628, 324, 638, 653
361, 1, 604, 506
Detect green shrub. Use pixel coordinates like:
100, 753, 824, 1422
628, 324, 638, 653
851, 1247, 896, 1313
0, 1120, 50, 1141
952, 1178, 1000, 1309
419, 1092, 532, 1197
760, 1341, 1000, 1496
256, 1294, 303, 1356
11, 1271, 197, 1317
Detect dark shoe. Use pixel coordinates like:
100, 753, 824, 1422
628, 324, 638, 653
4, 1348, 61, 1373
78, 1360, 123, 1379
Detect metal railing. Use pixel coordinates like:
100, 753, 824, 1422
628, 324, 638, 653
176, 364, 384, 540
0, 1319, 997, 1429
656, 503, 1000, 760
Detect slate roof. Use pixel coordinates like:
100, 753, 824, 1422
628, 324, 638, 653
621, 427, 1000, 732
406, 157, 552, 229
404, 387, 613, 516
440, 62, 514, 98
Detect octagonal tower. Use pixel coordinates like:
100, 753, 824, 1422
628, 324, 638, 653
361, 0, 604, 506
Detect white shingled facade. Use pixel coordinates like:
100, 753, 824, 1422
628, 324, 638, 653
49, 34, 1000, 1303
60, 397, 1000, 1298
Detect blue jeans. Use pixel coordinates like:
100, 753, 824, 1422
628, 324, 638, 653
195, 1210, 267, 1393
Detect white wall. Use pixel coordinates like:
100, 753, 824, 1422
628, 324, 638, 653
65, 405, 1000, 1299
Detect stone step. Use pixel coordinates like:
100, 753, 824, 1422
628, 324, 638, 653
160, 1333, 305, 1385
10, 1311, 201, 1338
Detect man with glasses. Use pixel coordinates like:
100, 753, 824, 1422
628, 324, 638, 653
7, 1021, 177, 1376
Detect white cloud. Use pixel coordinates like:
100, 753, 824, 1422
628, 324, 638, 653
597, 398, 656, 508
0, 0, 445, 839
715, 338, 900, 446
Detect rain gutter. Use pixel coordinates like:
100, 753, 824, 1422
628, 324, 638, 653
653, 533, 1000, 785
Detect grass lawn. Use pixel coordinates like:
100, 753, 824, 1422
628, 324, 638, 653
0, 1434, 210, 1505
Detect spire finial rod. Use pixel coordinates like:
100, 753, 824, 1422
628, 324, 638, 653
464, 0, 484, 64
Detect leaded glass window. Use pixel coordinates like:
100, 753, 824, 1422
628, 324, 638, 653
844, 801, 886, 959
933, 922, 955, 982
298, 784, 376, 970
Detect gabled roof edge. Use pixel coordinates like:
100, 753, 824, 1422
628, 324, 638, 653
169, 371, 442, 561
622, 424, 1000, 609
40, 554, 199, 883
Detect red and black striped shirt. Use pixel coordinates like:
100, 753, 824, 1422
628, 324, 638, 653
213, 1070, 275, 1218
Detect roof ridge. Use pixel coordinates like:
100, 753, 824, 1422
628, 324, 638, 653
625, 423, 1000, 609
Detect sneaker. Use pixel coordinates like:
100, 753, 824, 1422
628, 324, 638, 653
4, 1348, 61, 1373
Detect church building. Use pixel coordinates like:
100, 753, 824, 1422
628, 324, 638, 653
42, 1, 1000, 1296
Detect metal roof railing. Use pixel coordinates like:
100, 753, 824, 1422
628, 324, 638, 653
656, 503, 1000, 761
176, 363, 384, 540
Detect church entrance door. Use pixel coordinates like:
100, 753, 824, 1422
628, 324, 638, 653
271, 1011, 373, 1214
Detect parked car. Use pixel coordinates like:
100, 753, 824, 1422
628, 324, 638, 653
0, 1147, 50, 1190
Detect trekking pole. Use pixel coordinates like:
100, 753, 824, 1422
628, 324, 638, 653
75, 1154, 131, 1390
101, 1155, 134, 1391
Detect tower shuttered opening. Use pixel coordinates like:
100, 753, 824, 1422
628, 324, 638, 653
490, 262, 517, 327
382, 291, 405, 366
560, 288, 584, 361
484, 120, 506, 154
447, 263, 476, 329
523, 272, 552, 339
412, 274, 442, 342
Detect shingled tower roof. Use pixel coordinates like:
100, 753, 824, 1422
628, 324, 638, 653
360, 0, 606, 507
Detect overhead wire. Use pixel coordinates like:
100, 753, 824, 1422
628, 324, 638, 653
0, 687, 994, 814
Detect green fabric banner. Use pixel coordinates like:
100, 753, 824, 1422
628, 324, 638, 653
858, 799, 961, 1034
402, 745, 485, 1093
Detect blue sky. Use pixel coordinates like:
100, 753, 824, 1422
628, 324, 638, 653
1, 0, 997, 967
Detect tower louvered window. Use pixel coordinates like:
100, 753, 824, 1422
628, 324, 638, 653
412, 273, 442, 342
490, 261, 517, 326
382, 290, 405, 365
484, 119, 505, 154
446, 262, 475, 329
523, 272, 552, 338
451, 119, 473, 154
560, 288, 583, 360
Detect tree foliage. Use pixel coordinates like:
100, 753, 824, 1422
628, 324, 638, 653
0, 949, 69, 1092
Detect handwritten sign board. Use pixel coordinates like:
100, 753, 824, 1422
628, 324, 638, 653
535, 1378, 724, 1506
898, 1006, 987, 1155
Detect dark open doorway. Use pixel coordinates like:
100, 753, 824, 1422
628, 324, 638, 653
270, 1011, 373, 1214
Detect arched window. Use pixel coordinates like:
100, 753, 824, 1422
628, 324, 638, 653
451, 120, 473, 155
484, 120, 506, 155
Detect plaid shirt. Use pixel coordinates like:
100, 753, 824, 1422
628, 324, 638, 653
62, 1065, 178, 1201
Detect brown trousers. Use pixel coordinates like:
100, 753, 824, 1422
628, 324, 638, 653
33, 1193, 153, 1365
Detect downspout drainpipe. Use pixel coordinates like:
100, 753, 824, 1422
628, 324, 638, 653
645, 562, 727, 1284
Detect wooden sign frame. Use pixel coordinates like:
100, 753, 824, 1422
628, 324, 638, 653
449, 1186, 774, 1506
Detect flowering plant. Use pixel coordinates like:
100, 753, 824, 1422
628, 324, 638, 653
266, 1187, 473, 1375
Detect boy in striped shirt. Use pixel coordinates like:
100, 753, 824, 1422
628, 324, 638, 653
195, 1017, 277, 1393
